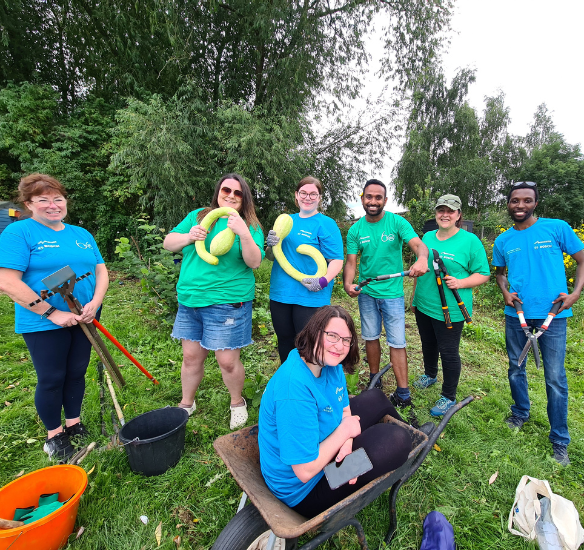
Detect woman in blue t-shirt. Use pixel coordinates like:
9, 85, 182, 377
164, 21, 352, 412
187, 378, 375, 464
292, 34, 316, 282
0, 174, 109, 461
266, 176, 344, 363
258, 305, 412, 518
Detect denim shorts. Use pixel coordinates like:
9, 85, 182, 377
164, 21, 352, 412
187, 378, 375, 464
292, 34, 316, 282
171, 301, 253, 351
358, 293, 406, 348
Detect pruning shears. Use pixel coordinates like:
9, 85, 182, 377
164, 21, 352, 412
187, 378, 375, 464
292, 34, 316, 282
514, 294, 566, 368
431, 249, 472, 325
355, 271, 410, 291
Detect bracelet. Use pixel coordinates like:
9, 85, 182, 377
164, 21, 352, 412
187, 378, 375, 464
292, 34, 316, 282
40, 306, 57, 319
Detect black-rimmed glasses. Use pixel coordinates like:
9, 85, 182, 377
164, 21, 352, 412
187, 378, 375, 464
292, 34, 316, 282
323, 331, 352, 347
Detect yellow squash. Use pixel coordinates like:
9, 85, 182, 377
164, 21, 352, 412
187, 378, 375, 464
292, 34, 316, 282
195, 207, 239, 265
271, 214, 327, 281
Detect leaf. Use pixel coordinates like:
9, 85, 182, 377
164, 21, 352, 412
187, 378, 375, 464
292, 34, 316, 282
15, 470, 24, 477
489, 471, 499, 485
87, 465, 95, 475
433, 444, 441, 451
155, 521, 162, 546
140, 515, 148, 525
76, 526, 85, 539
6, 384, 15, 389
26, 438, 36, 444
4, 401, 11, 406
173, 535, 181, 548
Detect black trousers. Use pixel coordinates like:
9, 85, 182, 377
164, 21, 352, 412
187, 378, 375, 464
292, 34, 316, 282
269, 300, 319, 363
292, 389, 412, 518
414, 308, 464, 401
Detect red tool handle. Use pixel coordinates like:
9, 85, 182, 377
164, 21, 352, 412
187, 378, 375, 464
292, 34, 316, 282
92, 319, 159, 385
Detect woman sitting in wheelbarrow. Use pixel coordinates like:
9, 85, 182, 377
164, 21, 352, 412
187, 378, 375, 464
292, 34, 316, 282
259, 305, 412, 518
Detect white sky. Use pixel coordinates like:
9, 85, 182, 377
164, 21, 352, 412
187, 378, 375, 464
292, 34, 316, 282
347, 0, 584, 218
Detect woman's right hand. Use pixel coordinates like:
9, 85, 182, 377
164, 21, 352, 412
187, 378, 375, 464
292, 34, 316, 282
49, 310, 82, 327
188, 225, 208, 242
340, 414, 361, 439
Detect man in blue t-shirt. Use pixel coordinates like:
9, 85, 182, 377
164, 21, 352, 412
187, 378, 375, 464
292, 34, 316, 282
493, 182, 584, 466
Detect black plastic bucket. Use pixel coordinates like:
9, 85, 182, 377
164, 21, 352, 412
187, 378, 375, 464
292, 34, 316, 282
119, 407, 189, 476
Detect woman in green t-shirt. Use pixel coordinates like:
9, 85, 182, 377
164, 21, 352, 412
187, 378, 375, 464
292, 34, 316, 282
163, 174, 264, 430
411, 194, 490, 417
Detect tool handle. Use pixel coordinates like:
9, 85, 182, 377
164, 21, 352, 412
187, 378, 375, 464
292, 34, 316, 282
356, 271, 410, 291
435, 273, 452, 329
512, 297, 528, 327
93, 320, 159, 384
454, 293, 472, 324
540, 294, 566, 330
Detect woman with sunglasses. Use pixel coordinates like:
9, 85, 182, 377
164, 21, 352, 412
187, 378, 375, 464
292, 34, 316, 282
0, 173, 109, 460
259, 305, 412, 517
266, 176, 344, 363
163, 173, 264, 430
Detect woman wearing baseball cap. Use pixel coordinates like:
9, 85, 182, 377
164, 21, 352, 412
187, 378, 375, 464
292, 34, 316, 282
411, 194, 490, 416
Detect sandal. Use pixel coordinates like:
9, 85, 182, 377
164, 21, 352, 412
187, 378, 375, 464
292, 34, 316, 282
230, 398, 248, 430
178, 400, 196, 416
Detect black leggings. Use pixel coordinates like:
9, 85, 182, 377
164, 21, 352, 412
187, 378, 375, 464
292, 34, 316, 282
270, 300, 319, 363
414, 308, 464, 401
292, 389, 412, 518
22, 311, 99, 430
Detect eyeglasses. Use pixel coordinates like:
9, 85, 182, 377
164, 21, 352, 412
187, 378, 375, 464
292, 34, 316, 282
323, 331, 353, 347
298, 190, 319, 200
512, 181, 537, 187
30, 198, 66, 206
220, 186, 243, 199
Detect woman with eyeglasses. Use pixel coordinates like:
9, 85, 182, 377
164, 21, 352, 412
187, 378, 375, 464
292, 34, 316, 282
163, 173, 264, 430
411, 194, 490, 417
258, 305, 412, 517
0, 173, 109, 460
266, 176, 344, 363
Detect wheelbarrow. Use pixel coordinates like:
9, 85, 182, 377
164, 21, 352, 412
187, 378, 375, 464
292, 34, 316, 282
212, 366, 473, 549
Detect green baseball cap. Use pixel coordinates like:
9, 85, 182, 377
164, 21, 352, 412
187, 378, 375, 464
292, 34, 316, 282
435, 194, 462, 210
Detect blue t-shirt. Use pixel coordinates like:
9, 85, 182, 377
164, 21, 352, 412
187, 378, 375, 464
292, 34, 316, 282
258, 349, 350, 507
0, 218, 104, 333
492, 218, 583, 319
269, 213, 343, 307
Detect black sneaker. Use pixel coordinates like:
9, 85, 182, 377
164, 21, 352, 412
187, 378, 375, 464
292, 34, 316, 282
43, 432, 75, 460
389, 392, 413, 408
552, 443, 570, 466
369, 373, 383, 390
65, 422, 90, 447
505, 415, 527, 430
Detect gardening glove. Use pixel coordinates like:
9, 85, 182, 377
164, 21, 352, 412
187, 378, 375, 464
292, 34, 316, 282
266, 230, 279, 247
22, 501, 64, 525
301, 277, 328, 292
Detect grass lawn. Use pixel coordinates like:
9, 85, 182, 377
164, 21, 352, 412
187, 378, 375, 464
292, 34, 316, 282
1, 270, 583, 549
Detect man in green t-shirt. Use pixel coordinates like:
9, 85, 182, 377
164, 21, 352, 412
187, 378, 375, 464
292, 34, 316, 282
344, 179, 429, 410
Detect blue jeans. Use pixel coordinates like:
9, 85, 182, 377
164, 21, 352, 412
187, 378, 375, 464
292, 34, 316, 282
505, 315, 569, 446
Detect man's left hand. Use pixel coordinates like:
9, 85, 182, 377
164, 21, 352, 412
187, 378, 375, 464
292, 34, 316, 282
555, 291, 580, 314
408, 258, 429, 277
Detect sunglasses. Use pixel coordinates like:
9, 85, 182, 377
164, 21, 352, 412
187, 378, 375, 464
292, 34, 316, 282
512, 181, 537, 187
220, 186, 243, 199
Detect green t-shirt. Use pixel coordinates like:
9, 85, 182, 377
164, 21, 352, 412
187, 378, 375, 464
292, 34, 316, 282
412, 229, 490, 322
346, 212, 418, 298
171, 209, 265, 308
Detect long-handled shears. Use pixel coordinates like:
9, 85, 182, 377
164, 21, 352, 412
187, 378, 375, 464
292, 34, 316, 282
514, 295, 565, 368
355, 271, 410, 291
431, 249, 452, 328
431, 249, 472, 325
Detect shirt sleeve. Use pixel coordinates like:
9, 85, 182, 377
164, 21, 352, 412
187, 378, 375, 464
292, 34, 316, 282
0, 224, 30, 272
397, 216, 419, 244
492, 235, 506, 267
170, 210, 200, 234
468, 235, 491, 276
317, 217, 344, 260
346, 224, 359, 255
558, 221, 584, 256
276, 398, 320, 465
250, 224, 266, 261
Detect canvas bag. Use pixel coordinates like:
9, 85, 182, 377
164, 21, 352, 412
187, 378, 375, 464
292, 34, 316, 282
508, 475, 584, 550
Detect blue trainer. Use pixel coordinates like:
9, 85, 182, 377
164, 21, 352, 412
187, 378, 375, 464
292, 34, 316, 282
430, 396, 457, 417
414, 375, 438, 389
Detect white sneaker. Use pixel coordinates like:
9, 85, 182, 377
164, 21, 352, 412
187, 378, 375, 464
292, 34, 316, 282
178, 400, 196, 416
230, 398, 248, 430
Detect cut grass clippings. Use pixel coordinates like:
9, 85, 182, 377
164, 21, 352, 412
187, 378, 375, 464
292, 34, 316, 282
0, 273, 583, 549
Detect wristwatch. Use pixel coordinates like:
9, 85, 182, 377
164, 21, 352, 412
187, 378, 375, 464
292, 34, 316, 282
40, 306, 57, 319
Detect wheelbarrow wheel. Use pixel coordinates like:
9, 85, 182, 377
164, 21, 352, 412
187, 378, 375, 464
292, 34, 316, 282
212, 503, 287, 550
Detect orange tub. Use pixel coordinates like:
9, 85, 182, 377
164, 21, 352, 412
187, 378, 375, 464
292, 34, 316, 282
0, 465, 88, 550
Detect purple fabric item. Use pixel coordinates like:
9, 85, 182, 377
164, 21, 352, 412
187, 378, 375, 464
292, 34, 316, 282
318, 276, 328, 289
419, 511, 456, 550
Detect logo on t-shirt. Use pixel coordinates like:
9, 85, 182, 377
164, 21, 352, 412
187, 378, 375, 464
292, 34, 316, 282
299, 230, 312, 239
533, 240, 552, 250
506, 247, 521, 256
359, 235, 371, 245
323, 405, 333, 413
76, 240, 93, 249
381, 232, 395, 242
36, 240, 59, 251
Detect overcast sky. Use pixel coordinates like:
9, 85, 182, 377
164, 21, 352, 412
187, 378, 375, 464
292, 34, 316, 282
348, 0, 584, 217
